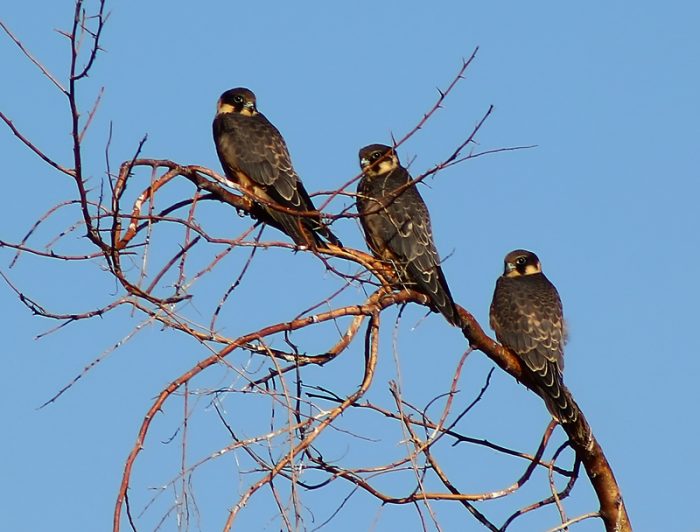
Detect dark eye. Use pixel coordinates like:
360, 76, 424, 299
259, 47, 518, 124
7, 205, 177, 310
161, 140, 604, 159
371, 152, 381, 161
516, 257, 526, 266
233, 95, 244, 104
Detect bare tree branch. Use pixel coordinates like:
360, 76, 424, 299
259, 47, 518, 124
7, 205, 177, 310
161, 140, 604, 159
2, 3, 631, 531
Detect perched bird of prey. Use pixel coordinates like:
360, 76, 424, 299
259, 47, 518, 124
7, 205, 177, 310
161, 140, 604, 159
357, 144, 461, 327
490, 249, 578, 424
213, 87, 341, 248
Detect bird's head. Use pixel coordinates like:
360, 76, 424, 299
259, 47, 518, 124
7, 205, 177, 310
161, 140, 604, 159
503, 249, 542, 277
217, 87, 257, 117
359, 144, 399, 176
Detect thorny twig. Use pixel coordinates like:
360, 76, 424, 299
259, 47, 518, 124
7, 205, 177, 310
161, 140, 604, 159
1, 5, 630, 531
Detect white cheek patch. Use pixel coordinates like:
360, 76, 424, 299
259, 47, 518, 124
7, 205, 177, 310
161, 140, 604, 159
217, 102, 236, 115
524, 264, 541, 275
377, 158, 397, 174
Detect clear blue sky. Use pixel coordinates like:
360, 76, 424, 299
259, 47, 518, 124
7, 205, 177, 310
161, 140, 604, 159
2, 1, 698, 531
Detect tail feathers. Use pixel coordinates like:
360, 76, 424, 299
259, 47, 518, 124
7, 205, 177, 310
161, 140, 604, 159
433, 297, 462, 328
312, 219, 343, 247
407, 263, 462, 328
265, 207, 341, 248
535, 369, 588, 443
540, 379, 579, 426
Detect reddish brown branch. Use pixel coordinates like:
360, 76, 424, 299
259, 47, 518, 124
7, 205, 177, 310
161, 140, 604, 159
0, 20, 68, 94
0, 111, 75, 176
222, 310, 382, 530
318, 48, 480, 213
113, 291, 417, 531
5, 9, 628, 527
455, 306, 631, 531
500, 445, 581, 530
394, 49, 479, 149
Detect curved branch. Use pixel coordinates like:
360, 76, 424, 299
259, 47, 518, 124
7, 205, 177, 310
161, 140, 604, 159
113, 290, 417, 531
5, 8, 629, 527
455, 306, 631, 531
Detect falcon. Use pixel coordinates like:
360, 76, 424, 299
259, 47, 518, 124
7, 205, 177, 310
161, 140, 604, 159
490, 249, 578, 424
357, 144, 461, 327
213, 87, 341, 248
